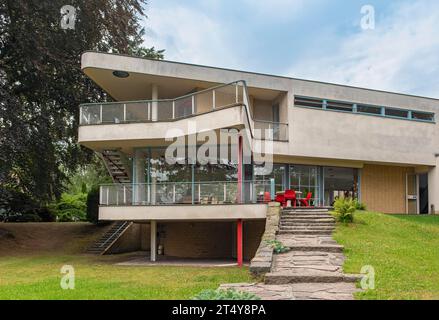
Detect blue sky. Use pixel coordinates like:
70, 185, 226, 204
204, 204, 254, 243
143, 0, 439, 98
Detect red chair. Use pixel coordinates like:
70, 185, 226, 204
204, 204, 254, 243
263, 192, 271, 203
299, 192, 313, 207
275, 193, 286, 207
284, 190, 297, 208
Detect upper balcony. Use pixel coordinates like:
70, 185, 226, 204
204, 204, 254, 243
79, 81, 289, 150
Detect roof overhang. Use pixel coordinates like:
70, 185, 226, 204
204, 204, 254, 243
81, 51, 287, 101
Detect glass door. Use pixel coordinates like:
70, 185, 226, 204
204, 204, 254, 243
406, 173, 419, 214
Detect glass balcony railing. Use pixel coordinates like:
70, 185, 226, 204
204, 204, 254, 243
79, 81, 289, 141
99, 181, 273, 206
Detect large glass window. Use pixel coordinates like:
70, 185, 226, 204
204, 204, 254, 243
323, 167, 358, 206
289, 165, 320, 206
254, 164, 286, 192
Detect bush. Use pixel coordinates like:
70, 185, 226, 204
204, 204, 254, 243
0, 187, 40, 215
5, 213, 42, 223
36, 207, 56, 222
56, 208, 86, 222
355, 201, 367, 211
86, 186, 100, 224
266, 239, 290, 254
49, 193, 87, 222
192, 289, 260, 300
334, 198, 356, 223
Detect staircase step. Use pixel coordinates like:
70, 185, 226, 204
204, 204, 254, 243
280, 226, 335, 231
278, 230, 333, 235
265, 270, 361, 284
281, 222, 335, 227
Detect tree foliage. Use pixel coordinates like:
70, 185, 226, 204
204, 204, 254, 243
0, 0, 163, 205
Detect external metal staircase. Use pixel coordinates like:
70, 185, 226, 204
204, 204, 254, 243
100, 149, 131, 184
87, 149, 132, 255
87, 221, 133, 255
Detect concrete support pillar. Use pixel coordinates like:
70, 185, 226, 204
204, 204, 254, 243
151, 84, 158, 122
237, 219, 243, 267
150, 220, 157, 261
428, 156, 439, 214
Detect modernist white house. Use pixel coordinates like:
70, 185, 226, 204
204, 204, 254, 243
79, 51, 439, 262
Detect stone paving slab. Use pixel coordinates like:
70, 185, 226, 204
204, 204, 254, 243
220, 282, 359, 300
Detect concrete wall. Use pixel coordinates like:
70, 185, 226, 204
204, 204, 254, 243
107, 223, 151, 253
428, 156, 439, 214
99, 204, 267, 221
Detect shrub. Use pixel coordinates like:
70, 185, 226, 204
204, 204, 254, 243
56, 208, 86, 222
355, 201, 367, 211
86, 186, 100, 224
192, 289, 260, 300
266, 239, 290, 254
49, 193, 87, 222
334, 197, 356, 223
36, 207, 56, 222
5, 213, 42, 222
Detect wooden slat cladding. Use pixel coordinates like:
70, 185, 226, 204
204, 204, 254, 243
361, 164, 414, 214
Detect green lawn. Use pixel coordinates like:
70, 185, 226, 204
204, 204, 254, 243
0, 254, 252, 300
334, 212, 439, 300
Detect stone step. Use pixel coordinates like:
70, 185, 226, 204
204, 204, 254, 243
282, 208, 329, 213
281, 219, 335, 224
278, 230, 334, 235
280, 227, 335, 232
265, 270, 361, 284
282, 214, 333, 218
281, 212, 332, 217
281, 222, 335, 227
288, 245, 344, 253
282, 210, 330, 213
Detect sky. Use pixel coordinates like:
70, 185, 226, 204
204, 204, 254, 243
142, 0, 439, 98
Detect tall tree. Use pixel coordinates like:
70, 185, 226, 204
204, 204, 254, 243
0, 0, 163, 205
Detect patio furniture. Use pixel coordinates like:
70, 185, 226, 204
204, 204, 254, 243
263, 192, 271, 203
275, 193, 286, 207
284, 189, 297, 208
299, 192, 313, 207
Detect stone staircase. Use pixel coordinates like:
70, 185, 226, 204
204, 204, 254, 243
279, 208, 335, 235
265, 208, 361, 288
222, 206, 361, 300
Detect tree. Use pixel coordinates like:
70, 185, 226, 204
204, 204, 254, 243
0, 0, 164, 206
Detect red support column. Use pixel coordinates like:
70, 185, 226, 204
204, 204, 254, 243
237, 219, 243, 267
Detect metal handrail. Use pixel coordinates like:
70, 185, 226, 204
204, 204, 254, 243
79, 80, 289, 141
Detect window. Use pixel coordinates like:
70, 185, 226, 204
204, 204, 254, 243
385, 108, 409, 119
357, 104, 382, 115
412, 111, 434, 122
294, 97, 323, 109
294, 95, 435, 123
326, 101, 353, 112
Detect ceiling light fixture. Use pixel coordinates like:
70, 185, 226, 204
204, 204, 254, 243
112, 70, 129, 78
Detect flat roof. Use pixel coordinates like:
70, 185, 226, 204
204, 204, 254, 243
83, 50, 439, 102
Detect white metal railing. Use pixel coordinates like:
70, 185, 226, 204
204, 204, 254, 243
99, 181, 273, 206
79, 81, 288, 141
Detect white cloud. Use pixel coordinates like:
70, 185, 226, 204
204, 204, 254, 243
241, 0, 308, 20
143, 4, 240, 68
288, 0, 439, 98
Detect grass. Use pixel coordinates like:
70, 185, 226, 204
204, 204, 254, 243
334, 211, 439, 300
0, 254, 252, 300
0, 223, 252, 300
